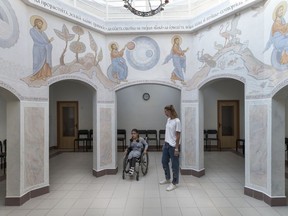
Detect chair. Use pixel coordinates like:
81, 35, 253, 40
138, 130, 147, 139
74, 130, 90, 152
204, 130, 208, 150
159, 129, 165, 148
0, 140, 7, 175
0, 141, 3, 169
236, 139, 245, 155
205, 130, 221, 151
86, 129, 93, 151
285, 138, 288, 155
117, 129, 126, 151
146, 130, 158, 151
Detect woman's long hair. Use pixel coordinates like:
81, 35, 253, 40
164, 105, 178, 119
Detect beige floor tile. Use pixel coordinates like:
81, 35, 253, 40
0, 151, 287, 216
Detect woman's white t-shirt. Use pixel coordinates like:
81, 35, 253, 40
165, 118, 181, 147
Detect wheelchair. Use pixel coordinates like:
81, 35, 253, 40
122, 146, 149, 181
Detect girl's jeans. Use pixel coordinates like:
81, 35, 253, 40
161, 142, 179, 185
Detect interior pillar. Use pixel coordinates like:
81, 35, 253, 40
93, 100, 117, 177
6, 101, 49, 206
244, 98, 286, 206
180, 89, 205, 177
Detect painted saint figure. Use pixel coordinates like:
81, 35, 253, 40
264, 1, 288, 70
30, 15, 54, 81
107, 42, 128, 83
163, 35, 189, 85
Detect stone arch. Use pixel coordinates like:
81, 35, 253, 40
271, 77, 288, 98
47, 75, 98, 91
197, 76, 245, 173
113, 80, 182, 91
0, 82, 23, 101
198, 74, 246, 90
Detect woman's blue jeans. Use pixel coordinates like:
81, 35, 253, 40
161, 142, 179, 185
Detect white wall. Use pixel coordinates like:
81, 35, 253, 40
116, 84, 181, 138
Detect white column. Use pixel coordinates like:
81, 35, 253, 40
6, 100, 49, 205
245, 98, 286, 206
180, 89, 204, 177
93, 101, 117, 176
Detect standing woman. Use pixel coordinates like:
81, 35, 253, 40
160, 105, 181, 191
125, 129, 148, 175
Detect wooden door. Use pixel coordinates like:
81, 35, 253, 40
218, 100, 239, 149
57, 101, 78, 149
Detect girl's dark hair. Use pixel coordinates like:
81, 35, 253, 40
164, 105, 178, 118
130, 128, 139, 142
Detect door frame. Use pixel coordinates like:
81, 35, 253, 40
57, 101, 79, 149
217, 100, 240, 149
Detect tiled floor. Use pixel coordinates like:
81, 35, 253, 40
0, 151, 288, 216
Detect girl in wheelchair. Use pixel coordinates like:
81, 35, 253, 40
124, 128, 148, 176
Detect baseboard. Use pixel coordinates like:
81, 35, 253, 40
5, 186, 49, 206
180, 168, 205, 177
244, 187, 287, 206
93, 167, 118, 177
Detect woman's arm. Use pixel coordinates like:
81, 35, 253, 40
174, 131, 181, 156
175, 131, 180, 150
142, 138, 148, 153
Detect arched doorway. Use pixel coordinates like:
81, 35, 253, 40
49, 79, 96, 151
49, 79, 97, 166
200, 78, 245, 152
116, 83, 181, 152
199, 78, 245, 192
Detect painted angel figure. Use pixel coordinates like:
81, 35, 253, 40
163, 35, 189, 85
264, 1, 288, 71
107, 42, 128, 83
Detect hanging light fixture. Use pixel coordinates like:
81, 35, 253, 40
123, 0, 169, 17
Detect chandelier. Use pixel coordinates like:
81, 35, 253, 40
123, 0, 169, 17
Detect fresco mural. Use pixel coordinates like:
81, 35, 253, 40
184, 8, 288, 97
126, 36, 160, 71
106, 36, 162, 84
16, 1, 288, 98
0, 0, 19, 48
264, 1, 288, 71
185, 14, 258, 91
21, 17, 116, 89
54, 24, 75, 66
29, 15, 54, 81
107, 42, 129, 84
21, 22, 165, 88
163, 35, 189, 85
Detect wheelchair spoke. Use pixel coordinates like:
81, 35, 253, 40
123, 152, 149, 180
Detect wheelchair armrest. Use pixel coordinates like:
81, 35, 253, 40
125, 146, 132, 154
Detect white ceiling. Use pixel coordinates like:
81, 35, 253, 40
61, 0, 236, 21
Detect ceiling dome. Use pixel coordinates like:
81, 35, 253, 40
62, 0, 232, 21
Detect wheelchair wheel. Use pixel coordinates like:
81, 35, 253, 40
141, 153, 149, 175
122, 154, 129, 179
